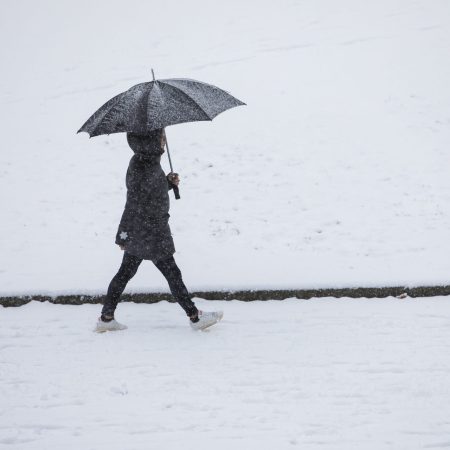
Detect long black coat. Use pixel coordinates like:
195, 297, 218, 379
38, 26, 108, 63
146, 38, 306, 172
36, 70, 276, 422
115, 130, 175, 262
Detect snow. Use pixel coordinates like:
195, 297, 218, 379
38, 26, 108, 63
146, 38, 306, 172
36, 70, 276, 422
1, 0, 450, 295
1, 3, 448, 446
1, 297, 450, 449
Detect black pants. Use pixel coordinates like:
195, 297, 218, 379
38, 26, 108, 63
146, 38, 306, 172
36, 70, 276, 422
102, 252, 198, 318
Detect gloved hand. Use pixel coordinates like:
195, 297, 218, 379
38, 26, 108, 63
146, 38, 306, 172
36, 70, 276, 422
167, 172, 180, 187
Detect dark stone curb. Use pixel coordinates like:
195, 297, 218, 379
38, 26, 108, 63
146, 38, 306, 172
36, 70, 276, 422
1, 285, 449, 307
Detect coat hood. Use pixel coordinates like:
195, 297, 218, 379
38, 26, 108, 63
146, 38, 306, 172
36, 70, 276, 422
127, 130, 164, 163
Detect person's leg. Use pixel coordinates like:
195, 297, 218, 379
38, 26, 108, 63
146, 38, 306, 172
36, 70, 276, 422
101, 252, 143, 320
154, 256, 199, 321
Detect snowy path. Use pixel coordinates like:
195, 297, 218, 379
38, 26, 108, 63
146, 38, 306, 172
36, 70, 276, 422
1, 298, 450, 449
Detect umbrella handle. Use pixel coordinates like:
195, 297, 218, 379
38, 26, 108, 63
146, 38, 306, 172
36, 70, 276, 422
173, 186, 180, 199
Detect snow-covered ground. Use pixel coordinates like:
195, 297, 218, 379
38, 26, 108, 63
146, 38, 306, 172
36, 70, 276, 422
1, 0, 450, 295
1, 297, 450, 449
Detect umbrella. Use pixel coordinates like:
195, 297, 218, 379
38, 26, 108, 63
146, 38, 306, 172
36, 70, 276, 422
77, 70, 245, 199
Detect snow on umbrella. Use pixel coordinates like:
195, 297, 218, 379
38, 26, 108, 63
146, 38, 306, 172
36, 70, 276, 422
77, 70, 245, 199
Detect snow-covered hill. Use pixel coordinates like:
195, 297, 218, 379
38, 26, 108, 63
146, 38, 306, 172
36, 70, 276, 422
1, 0, 449, 295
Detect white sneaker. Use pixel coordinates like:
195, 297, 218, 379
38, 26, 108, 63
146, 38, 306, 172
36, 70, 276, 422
190, 310, 223, 331
94, 317, 128, 333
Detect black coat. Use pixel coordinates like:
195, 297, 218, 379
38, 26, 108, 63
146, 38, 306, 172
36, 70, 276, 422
115, 130, 175, 262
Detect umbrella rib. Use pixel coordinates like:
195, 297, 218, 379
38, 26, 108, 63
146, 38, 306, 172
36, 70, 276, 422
160, 81, 212, 121
145, 82, 157, 129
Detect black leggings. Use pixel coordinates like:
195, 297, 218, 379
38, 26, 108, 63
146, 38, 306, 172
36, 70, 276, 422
102, 252, 198, 318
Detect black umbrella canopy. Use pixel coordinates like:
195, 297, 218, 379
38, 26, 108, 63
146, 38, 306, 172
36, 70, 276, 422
77, 76, 245, 138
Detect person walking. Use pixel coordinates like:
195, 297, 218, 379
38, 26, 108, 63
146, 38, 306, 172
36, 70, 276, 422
95, 129, 223, 332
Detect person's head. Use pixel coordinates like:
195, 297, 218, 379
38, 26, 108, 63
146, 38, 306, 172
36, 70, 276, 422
126, 128, 165, 162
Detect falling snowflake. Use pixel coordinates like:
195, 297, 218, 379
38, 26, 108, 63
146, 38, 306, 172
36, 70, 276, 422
119, 231, 128, 240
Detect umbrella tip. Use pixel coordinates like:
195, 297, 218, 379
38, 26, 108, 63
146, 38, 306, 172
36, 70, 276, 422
151, 68, 155, 81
